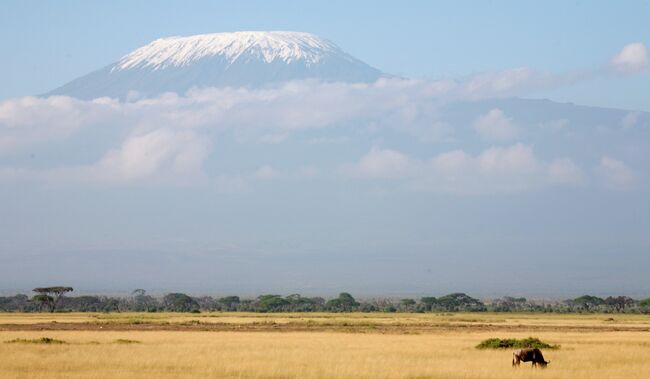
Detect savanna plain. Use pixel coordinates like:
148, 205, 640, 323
1, 312, 649, 379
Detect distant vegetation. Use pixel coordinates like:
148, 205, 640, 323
31, 287, 74, 312
114, 339, 141, 344
0, 288, 649, 313
5, 337, 67, 344
476, 337, 559, 350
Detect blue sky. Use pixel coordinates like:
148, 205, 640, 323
1, 0, 649, 110
1, 1, 650, 297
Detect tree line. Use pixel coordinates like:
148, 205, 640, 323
1, 288, 649, 313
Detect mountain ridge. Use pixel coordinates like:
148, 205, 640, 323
47, 31, 384, 100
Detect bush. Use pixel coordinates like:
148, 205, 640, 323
476, 337, 559, 350
114, 339, 140, 344
5, 337, 67, 344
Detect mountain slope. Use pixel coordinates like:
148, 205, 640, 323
47, 31, 384, 100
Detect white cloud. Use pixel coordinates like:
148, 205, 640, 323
429, 150, 473, 174
0, 71, 605, 158
0, 96, 119, 152
342, 147, 412, 178
611, 42, 650, 73
426, 144, 542, 193
473, 108, 519, 141
0, 77, 641, 193
547, 158, 585, 186
596, 156, 638, 191
458, 68, 546, 98
22, 128, 211, 186
343, 144, 587, 194
0, 81, 447, 154
477, 143, 538, 174
93, 128, 208, 183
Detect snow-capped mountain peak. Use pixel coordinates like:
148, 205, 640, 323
48, 31, 384, 99
114, 31, 342, 71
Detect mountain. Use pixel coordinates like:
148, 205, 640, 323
47, 31, 385, 100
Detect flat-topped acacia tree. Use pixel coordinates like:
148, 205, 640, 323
32, 287, 73, 312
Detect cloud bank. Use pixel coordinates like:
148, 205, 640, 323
342, 144, 586, 194
1, 42, 647, 194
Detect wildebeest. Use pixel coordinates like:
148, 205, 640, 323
512, 348, 550, 368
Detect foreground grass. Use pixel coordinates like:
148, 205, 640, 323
1, 330, 650, 378
1, 313, 650, 378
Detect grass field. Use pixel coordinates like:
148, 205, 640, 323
1, 312, 649, 378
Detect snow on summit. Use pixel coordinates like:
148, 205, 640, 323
114, 32, 342, 70
48, 31, 384, 99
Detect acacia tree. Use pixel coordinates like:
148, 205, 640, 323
32, 287, 73, 312
131, 289, 158, 312
325, 292, 360, 311
162, 293, 199, 312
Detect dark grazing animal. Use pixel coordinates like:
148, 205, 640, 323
512, 348, 550, 368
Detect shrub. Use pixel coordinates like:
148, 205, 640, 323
114, 339, 140, 344
5, 337, 67, 344
476, 337, 559, 350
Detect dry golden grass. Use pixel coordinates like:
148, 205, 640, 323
2, 312, 649, 329
1, 313, 650, 378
